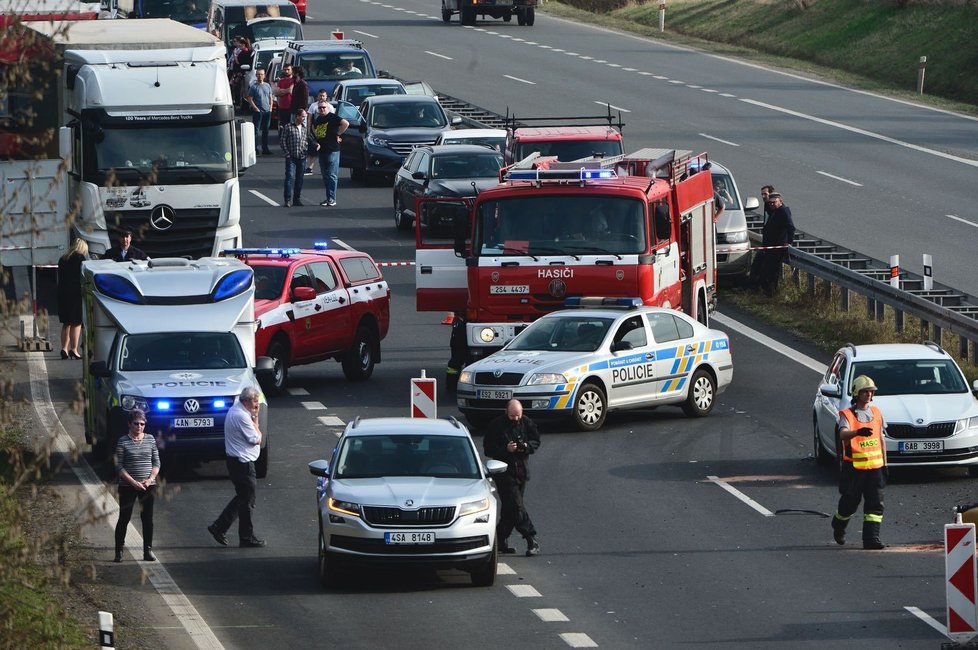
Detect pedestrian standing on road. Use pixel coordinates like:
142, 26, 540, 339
280, 108, 317, 207
57, 238, 88, 360
313, 100, 348, 207
305, 89, 329, 173
113, 409, 160, 563
760, 185, 775, 224
104, 229, 148, 262
483, 399, 541, 557
290, 67, 311, 173
208, 386, 266, 548
247, 69, 273, 155
754, 192, 794, 296
273, 64, 295, 129
831, 375, 888, 550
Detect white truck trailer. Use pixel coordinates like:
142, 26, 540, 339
0, 19, 255, 266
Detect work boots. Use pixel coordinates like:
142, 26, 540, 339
831, 515, 848, 545
863, 521, 885, 550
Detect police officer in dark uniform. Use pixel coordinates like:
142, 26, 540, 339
483, 399, 541, 556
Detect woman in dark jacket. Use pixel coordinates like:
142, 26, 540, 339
57, 238, 88, 359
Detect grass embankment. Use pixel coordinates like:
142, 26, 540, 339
547, 0, 978, 111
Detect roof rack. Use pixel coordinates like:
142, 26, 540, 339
923, 340, 946, 355
503, 104, 625, 132
287, 39, 364, 51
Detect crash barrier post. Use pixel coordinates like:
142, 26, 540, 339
658, 1, 665, 32
917, 56, 927, 95
945, 521, 978, 644
923, 254, 934, 291
410, 369, 437, 419
889, 255, 900, 289
98, 611, 115, 649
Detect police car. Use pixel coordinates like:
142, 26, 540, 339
456, 299, 733, 431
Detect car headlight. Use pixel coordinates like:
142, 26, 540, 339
120, 395, 149, 411
527, 373, 567, 386
328, 497, 361, 517
458, 371, 473, 384
367, 134, 389, 148
954, 416, 978, 434
458, 497, 490, 517
717, 230, 749, 244
479, 327, 497, 343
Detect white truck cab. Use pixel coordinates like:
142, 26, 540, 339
82, 257, 274, 477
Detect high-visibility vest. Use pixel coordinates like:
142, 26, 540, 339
840, 406, 885, 470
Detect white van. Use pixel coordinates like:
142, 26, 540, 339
710, 161, 759, 279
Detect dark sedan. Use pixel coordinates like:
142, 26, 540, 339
393, 145, 503, 232
339, 95, 462, 183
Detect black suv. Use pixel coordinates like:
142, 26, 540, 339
338, 95, 461, 183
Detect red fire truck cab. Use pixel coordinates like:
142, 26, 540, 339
415, 148, 718, 376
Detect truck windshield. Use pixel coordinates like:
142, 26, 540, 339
508, 317, 613, 353
138, 0, 208, 24
301, 54, 372, 82
120, 332, 247, 371
89, 122, 234, 184
247, 19, 301, 42
515, 139, 623, 162
475, 195, 646, 256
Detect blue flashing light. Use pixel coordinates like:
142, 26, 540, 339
224, 247, 302, 258
565, 297, 643, 309
212, 268, 254, 302
313, 241, 329, 250
156, 400, 171, 411
94, 273, 143, 304
581, 169, 616, 180
213, 398, 227, 409
506, 170, 539, 180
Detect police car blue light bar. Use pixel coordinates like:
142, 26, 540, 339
313, 241, 329, 250
505, 168, 619, 182
224, 248, 302, 258
565, 297, 643, 308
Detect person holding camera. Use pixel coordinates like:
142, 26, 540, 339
483, 399, 541, 557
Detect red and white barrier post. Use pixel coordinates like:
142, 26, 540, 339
923, 253, 934, 291
658, 1, 665, 32
889, 255, 900, 289
945, 522, 978, 644
410, 369, 437, 419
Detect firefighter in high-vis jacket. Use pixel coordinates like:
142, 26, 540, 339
831, 375, 888, 550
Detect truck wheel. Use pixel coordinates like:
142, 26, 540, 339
460, 4, 475, 25
682, 369, 715, 417
573, 382, 606, 431
255, 440, 269, 478
342, 325, 376, 381
394, 195, 412, 231
524, 7, 534, 25
262, 340, 289, 395
441, 6, 451, 22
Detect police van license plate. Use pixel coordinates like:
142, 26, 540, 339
898, 440, 944, 453
385, 531, 435, 545
490, 285, 529, 294
173, 417, 214, 428
477, 389, 512, 400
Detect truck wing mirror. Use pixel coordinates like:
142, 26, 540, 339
58, 127, 73, 171
89, 360, 111, 377
292, 286, 316, 302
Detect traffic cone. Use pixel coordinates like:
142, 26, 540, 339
441, 312, 454, 325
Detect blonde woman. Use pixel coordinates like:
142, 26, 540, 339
57, 238, 88, 359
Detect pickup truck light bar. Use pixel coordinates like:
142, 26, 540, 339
504, 168, 618, 182
224, 247, 302, 258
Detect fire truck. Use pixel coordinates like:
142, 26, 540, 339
414, 148, 718, 382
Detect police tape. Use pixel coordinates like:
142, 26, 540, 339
375, 261, 415, 267
750, 244, 793, 251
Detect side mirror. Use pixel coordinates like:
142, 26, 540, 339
59, 126, 73, 171
358, 122, 367, 133
610, 341, 633, 353
744, 197, 760, 211
412, 170, 426, 180
293, 286, 316, 302
450, 115, 462, 126
238, 120, 256, 170
972, 379, 978, 397
89, 360, 110, 377
485, 459, 508, 475
240, 64, 251, 71
308, 459, 330, 477
819, 382, 842, 398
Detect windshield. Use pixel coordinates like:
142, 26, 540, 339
508, 317, 613, 352
475, 195, 647, 256
371, 101, 446, 129
516, 139, 623, 162
120, 332, 247, 371
248, 19, 300, 42
299, 54, 371, 81
252, 265, 288, 300
254, 48, 281, 70
852, 359, 969, 395
335, 435, 480, 479
342, 84, 405, 104
88, 122, 234, 184
139, 0, 208, 22
431, 153, 502, 179
712, 172, 741, 210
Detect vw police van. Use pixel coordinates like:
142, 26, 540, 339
81, 257, 274, 476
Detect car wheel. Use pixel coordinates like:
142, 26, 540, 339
681, 369, 715, 417
342, 325, 376, 381
460, 4, 475, 25
318, 518, 341, 588
255, 440, 269, 479
814, 414, 832, 466
394, 194, 412, 231
516, 9, 526, 25
573, 382, 607, 431
441, 6, 451, 22
262, 340, 289, 395
524, 6, 534, 25
470, 542, 497, 587
503, 10, 511, 21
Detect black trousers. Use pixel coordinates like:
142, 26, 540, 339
214, 459, 257, 540
495, 474, 537, 542
836, 464, 885, 521
115, 484, 156, 550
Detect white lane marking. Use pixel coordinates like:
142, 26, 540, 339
741, 98, 978, 169
301, 401, 328, 410
330, 238, 353, 251
706, 475, 775, 517
580, 55, 593, 60
248, 190, 278, 207
287, 387, 310, 396
425, 51, 453, 60
701, 88, 719, 93
719, 93, 736, 98
525, 41, 538, 45
816, 170, 863, 187
26, 350, 225, 650
533, 608, 570, 622
552, 48, 565, 52
622, 67, 636, 72
904, 606, 946, 636
699, 133, 740, 147
507, 584, 543, 597
606, 63, 621, 68
497, 562, 516, 575
638, 71, 652, 76
498, 34, 514, 39
687, 84, 702, 89
317, 415, 346, 427
512, 38, 525, 42
560, 633, 598, 648
539, 44, 553, 49
711, 312, 827, 375
504, 74, 536, 85
594, 101, 631, 113
653, 75, 668, 80
565, 52, 579, 56
947, 214, 978, 228
593, 59, 607, 63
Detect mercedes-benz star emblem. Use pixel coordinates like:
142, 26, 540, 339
549, 279, 566, 299
184, 399, 200, 413
150, 205, 175, 231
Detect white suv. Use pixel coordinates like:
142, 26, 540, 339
710, 161, 758, 279
813, 342, 978, 473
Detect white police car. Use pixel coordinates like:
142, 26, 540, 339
456, 299, 733, 431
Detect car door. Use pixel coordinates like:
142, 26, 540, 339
288, 264, 321, 358
405, 150, 429, 221
337, 100, 365, 169
394, 150, 420, 220
308, 260, 352, 354
815, 352, 850, 453
605, 315, 657, 407
647, 312, 699, 401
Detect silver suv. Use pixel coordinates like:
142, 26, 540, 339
710, 161, 758, 279
308, 417, 506, 587
813, 342, 978, 473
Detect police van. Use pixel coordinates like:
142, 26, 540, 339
81, 257, 274, 476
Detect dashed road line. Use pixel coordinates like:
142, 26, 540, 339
353, 30, 377, 38
816, 170, 863, 187
560, 632, 598, 648
425, 50, 453, 60
699, 133, 740, 147
301, 401, 328, 410
706, 475, 775, 517
503, 74, 536, 85
947, 214, 978, 228
533, 608, 570, 622
331, 238, 353, 250
497, 562, 516, 575
507, 584, 543, 597
287, 387, 310, 396
594, 101, 630, 113
317, 415, 346, 427
248, 190, 278, 207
